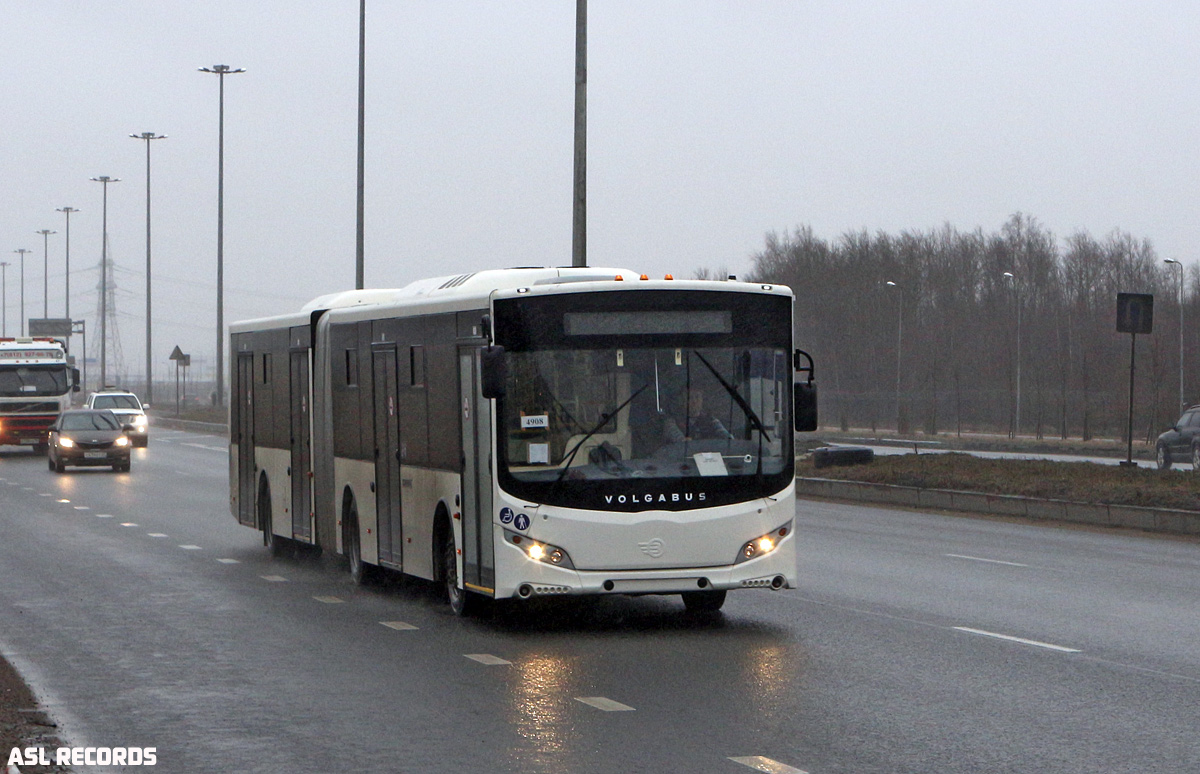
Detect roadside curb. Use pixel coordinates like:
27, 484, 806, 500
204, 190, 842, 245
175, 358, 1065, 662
796, 477, 1200, 536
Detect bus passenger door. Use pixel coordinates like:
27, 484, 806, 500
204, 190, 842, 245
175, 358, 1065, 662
459, 347, 494, 592
236, 352, 256, 527
289, 349, 312, 542
371, 345, 402, 569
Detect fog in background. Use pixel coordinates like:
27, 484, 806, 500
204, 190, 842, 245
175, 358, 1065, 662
3, 1, 1198, 385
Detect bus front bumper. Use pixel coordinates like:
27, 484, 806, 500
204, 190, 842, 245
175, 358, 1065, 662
495, 534, 797, 601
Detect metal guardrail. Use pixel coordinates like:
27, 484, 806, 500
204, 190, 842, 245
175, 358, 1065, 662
150, 416, 228, 437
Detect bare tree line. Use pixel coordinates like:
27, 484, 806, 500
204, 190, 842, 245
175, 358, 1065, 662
742, 213, 1200, 443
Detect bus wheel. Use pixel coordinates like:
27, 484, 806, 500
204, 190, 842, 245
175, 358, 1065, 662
681, 589, 727, 613
443, 532, 477, 617
346, 503, 374, 585
259, 478, 290, 558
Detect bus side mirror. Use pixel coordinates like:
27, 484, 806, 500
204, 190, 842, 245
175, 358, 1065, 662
793, 348, 817, 431
71, 367, 81, 393
795, 382, 818, 432
481, 345, 506, 399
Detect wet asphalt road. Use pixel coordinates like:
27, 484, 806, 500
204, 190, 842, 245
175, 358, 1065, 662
1, 429, 1198, 773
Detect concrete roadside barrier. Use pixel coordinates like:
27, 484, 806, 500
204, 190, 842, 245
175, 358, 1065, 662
796, 476, 1200, 537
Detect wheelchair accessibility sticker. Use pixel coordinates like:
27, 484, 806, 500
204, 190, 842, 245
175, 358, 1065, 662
499, 507, 514, 525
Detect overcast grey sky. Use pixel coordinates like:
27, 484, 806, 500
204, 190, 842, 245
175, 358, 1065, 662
3, 1, 1198, 382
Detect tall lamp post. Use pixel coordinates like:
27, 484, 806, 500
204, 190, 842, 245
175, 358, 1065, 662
91, 176, 120, 388
355, 0, 366, 290
0, 261, 8, 336
13, 249, 31, 336
56, 207, 78, 321
132, 132, 167, 404
200, 63, 244, 409
1003, 271, 1022, 438
1165, 258, 1185, 411
35, 229, 56, 317
885, 280, 902, 433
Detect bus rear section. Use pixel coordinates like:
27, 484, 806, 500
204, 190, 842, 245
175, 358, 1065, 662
0, 338, 79, 451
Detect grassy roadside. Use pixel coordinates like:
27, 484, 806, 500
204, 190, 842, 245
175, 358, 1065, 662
798, 452, 1200, 512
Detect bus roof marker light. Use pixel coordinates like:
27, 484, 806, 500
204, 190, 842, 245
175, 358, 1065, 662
640, 274, 649, 280
517, 287, 530, 294
664, 274, 673, 280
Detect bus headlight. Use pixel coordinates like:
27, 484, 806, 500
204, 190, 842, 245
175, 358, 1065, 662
734, 521, 792, 565
505, 530, 575, 570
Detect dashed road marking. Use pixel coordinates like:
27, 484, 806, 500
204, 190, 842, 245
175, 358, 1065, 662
147, 533, 168, 538
261, 575, 288, 582
954, 626, 1081, 653
73, 506, 89, 511
216, 558, 240, 564
182, 442, 225, 453
120, 522, 138, 527
56, 499, 70, 503
575, 697, 634, 712
178, 545, 202, 550
729, 756, 808, 774
314, 596, 345, 604
464, 653, 510, 665
38, 493, 52, 497
380, 621, 419, 631
945, 554, 1029, 567
96, 514, 114, 518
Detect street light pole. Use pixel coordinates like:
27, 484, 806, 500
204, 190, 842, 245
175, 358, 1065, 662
56, 207, 78, 321
1003, 271, 1021, 438
572, 0, 587, 268
91, 176, 120, 387
35, 229, 56, 317
886, 280, 902, 433
13, 249, 31, 336
132, 132, 167, 404
200, 64, 244, 409
355, 0, 366, 290
1165, 258, 1185, 410
0, 262, 8, 336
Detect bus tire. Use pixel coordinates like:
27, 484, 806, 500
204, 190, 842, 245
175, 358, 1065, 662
259, 476, 290, 558
443, 530, 479, 617
345, 498, 375, 585
681, 589, 727, 613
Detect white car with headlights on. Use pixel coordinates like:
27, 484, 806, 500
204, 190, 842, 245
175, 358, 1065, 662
85, 388, 149, 447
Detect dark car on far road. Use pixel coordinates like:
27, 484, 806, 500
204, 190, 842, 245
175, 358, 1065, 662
47, 409, 133, 473
1155, 404, 1200, 470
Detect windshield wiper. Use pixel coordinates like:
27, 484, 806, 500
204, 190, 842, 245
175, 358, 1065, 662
554, 382, 650, 484
692, 351, 771, 443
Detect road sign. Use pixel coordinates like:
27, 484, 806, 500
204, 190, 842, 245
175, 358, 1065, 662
1116, 293, 1153, 334
169, 345, 187, 361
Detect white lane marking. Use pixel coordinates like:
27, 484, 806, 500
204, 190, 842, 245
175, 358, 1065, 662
147, 533, 168, 538
96, 514, 114, 518
464, 653, 510, 665
261, 575, 288, 582
216, 558, 240, 564
38, 493, 52, 497
73, 506, 89, 511
313, 596, 344, 604
182, 442, 225, 452
56, 499, 70, 503
946, 553, 1029, 567
120, 522, 138, 527
178, 545, 202, 550
381, 621, 419, 631
729, 756, 809, 774
954, 627, 1081, 653
575, 697, 634, 712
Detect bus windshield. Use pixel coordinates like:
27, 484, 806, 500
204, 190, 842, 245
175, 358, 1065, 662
493, 289, 793, 511
0, 366, 69, 398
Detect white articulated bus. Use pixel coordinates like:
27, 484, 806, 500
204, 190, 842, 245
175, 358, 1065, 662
229, 267, 816, 614
0, 337, 80, 451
